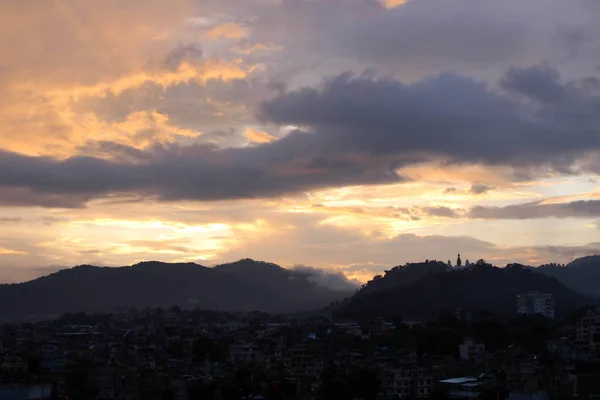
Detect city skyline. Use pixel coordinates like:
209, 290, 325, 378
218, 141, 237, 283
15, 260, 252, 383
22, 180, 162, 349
1, 0, 600, 283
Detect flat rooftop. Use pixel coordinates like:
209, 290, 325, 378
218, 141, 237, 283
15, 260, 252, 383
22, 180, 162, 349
439, 377, 478, 384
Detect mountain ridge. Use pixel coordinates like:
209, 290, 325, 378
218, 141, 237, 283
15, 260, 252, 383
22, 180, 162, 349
0, 259, 353, 322
335, 259, 597, 319
535, 255, 600, 297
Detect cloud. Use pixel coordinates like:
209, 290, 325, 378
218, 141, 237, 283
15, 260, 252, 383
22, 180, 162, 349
0, 131, 404, 208
2, 64, 599, 208
380, 0, 410, 9
470, 183, 495, 195
0, 217, 23, 223
0, 0, 195, 84
0, 187, 88, 209
292, 265, 360, 291
469, 200, 600, 220
205, 22, 248, 40
245, 128, 278, 144
423, 206, 460, 218
500, 64, 569, 104
124, 239, 200, 255
308, 0, 600, 78
260, 67, 600, 174
0, 247, 26, 255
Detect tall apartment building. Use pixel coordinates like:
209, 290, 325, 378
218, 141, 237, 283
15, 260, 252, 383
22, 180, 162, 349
517, 292, 555, 319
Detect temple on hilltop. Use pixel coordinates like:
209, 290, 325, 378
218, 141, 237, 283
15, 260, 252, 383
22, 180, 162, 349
448, 254, 472, 271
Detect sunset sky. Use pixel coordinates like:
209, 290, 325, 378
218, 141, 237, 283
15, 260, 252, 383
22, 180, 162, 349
1, 0, 600, 283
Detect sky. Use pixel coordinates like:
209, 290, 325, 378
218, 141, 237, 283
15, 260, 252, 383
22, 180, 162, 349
1, 0, 600, 283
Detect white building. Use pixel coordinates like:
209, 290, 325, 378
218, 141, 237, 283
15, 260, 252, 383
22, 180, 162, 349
517, 292, 554, 319
459, 338, 486, 361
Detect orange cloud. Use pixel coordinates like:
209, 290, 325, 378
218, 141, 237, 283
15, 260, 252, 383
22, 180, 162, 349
380, 0, 410, 9
245, 128, 278, 144
0, 247, 26, 255
0, 0, 194, 84
37, 60, 250, 100
205, 22, 248, 40
0, 0, 261, 158
0, 59, 254, 157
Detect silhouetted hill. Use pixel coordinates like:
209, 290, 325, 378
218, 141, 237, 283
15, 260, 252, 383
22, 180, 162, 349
353, 260, 447, 297
336, 261, 595, 319
0, 260, 351, 322
215, 259, 354, 310
536, 255, 600, 297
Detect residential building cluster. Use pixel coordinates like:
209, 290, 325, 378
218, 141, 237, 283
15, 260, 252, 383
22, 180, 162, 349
0, 305, 600, 399
517, 292, 555, 320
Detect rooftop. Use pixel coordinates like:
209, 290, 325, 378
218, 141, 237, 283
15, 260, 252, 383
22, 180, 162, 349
439, 377, 478, 384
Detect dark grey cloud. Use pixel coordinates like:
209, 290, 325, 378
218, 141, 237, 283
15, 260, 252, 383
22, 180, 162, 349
501, 65, 569, 104
444, 187, 458, 194
470, 183, 495, 195
422, 206, 459, 218
315, 199, 600, 221
336, 0, 528, 68
0, 134, 403, 208
2, 65, 600, 208
257, 0, 600, 80
260, 67, 600, 172
163, 44, 202, 70
469, 200, 600, 220
0, 187, 88, 209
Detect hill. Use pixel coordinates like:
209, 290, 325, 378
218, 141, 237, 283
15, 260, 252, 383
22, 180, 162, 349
0, 260, 352, 322
536, 255, 600, 297
353, 260, 447, 298
335, 261, 595, 319
215, 259, 355, 311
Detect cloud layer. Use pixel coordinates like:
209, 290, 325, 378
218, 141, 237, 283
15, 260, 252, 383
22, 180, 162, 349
1, 0, 599, 281
1, 65, 599, 208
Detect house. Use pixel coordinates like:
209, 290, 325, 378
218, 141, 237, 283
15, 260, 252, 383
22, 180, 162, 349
459, 338, 486, 361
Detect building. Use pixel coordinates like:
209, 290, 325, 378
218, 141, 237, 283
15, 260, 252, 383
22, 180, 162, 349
459, 338, 486, 361
517, 292, 554, 319
381, 367, 434, 399
0, 384, 52, 400
438, 377, 484, 399
229, 342, 262, 365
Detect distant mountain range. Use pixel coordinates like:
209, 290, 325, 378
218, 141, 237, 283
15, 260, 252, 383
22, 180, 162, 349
335, 258, 600, 319
0, 259, 353, 322
535, 255, 600, 297
1, 255, 599, 322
